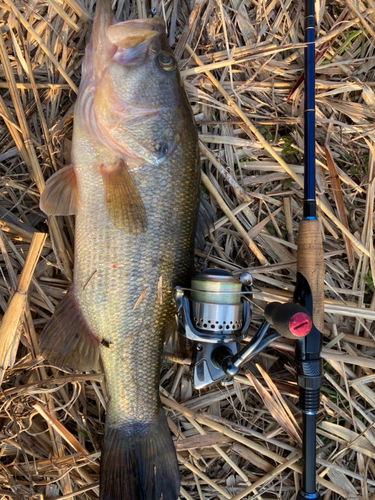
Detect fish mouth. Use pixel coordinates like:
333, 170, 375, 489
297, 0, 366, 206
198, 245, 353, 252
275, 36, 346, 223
107, 18, 165, 51
106, 18, 167, 66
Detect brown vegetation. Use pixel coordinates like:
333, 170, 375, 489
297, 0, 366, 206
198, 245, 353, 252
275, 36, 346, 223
0, 0, 375, 498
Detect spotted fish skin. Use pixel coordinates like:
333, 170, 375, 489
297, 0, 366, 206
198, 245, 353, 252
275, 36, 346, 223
39, 1, 200, 498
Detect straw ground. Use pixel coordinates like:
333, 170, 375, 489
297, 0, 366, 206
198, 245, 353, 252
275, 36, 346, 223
0, 0, 375, 499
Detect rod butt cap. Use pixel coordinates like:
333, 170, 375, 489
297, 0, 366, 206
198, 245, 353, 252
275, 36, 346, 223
297, 491, 322, 500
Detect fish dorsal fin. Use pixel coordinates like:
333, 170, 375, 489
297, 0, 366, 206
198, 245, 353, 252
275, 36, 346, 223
39, 287, 100, 371
40, 164, 78, 216
100, 158, 147, 232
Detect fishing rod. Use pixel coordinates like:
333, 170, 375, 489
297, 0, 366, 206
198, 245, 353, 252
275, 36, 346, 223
295, 0, 324, 497
173, 0, 323, 497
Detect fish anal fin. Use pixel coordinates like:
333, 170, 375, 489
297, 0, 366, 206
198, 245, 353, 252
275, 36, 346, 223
39, 287, 99, 371
40, 164, 78, 216
164, 319, 191, 362
100, 159, 147, 233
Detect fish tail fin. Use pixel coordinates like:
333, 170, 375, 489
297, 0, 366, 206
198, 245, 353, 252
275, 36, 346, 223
100, 408, 180, 500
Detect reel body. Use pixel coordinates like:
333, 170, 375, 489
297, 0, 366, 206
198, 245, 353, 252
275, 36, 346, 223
174, 269, 312, 390
173, 269, 252, 389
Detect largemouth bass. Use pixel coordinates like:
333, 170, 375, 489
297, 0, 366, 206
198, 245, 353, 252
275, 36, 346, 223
39, 1, 200, 499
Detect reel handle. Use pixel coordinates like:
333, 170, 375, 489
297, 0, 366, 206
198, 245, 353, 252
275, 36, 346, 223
213, 302, 312, 378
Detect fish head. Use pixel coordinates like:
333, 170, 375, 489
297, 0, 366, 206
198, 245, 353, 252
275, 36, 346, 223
105, 18, 181, 111
78, 1, 191, 167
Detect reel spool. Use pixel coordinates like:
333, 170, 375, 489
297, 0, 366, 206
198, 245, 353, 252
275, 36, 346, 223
174, 269, 312, 390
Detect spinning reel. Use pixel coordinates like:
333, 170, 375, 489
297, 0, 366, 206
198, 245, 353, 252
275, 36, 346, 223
173, 269, 312, 390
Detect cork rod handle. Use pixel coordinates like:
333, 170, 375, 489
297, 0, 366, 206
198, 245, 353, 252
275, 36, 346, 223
297, 218, 324, 333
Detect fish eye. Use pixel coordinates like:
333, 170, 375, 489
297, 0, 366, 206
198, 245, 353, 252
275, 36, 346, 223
157, 52, 176, 71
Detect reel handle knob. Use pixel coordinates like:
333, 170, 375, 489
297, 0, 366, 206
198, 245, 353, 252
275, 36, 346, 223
264, 302, 312, 339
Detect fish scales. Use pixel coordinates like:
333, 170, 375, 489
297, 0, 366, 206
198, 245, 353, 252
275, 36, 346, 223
73, 115, 198, 426
39, 2, 200, 499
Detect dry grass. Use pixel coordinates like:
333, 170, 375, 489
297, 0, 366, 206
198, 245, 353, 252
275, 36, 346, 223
0, 0, 375, 498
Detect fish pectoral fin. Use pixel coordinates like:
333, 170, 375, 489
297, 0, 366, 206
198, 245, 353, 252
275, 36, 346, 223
39, 287, 100, 371
100, 158, 147, 232
40, 164, 79, 216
